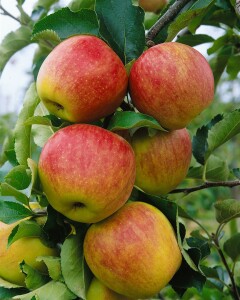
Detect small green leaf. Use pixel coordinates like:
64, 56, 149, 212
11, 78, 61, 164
108, 111, 166, 132
0, 26, 32, 75
13, 281, 76, 300
165, 0, 215, 42
32, 29, 61, 45
0, 286, 27, 299
226, 54, 240, 79
233, 168, 240, 179
34, 0, 59, 10
0, 201, 33, 224
37, 257, 63, 282
69, 0, 95, 10
177, 34, 214, 47
214, 199, 240, 224
8, 220, 42, 247
24, 116, 53, 126
187, 156, 230, 181
95, 0, 145, 64
0, 183, 29, 205
20, 262, 49, 290
61, 234, 92, 299
223, 233, 240, 262
32, 7, 99, 41
4, 165, 31, 190
14, 84, 40, 166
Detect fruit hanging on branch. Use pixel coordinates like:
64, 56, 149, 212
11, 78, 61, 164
36, 35, 128, 123
38, 124, 136, 223
0, 221, 58, 286
129, 42, 214, 130
84, 201, 182, 299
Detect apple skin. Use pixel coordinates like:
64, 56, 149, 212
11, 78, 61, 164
139, 0, 167, 12
0, 221, 58, 286
87, 277, 132, 300
131, 128, 192, 195
36, 35, 128, 123
129, 42, 214, 130
38, 124, 136, 223
84, 201, 182, 299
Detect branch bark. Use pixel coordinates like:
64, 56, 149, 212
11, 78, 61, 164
146, 0, 192, 47
170, 180, 240, 195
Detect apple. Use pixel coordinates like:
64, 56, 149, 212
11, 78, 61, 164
131, 128, 192, 195
38, 124, 136, 223
87, 277, 132, 300
84, 201, 182, 299
139, 0, 167, 12
36, 35, 128, 123
0, 220, 58, 286
129, 42, 214, 130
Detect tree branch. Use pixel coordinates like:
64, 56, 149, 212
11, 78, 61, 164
0, 4, 21, 24
170, 180, 240, 195
146, 0, 192, 47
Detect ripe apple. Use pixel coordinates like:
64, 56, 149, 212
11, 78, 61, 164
129, 42, 214, 130
84, 201, 182, 299
36, 35, 128, 123
139, 0, 167, 12
0, 221, 58, 286
87, 277, 132, 300
38, 124, 136, 223
131, 128, 192, 195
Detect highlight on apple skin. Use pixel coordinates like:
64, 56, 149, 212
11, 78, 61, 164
129, 42, 214, 130
131, 128, 192, 195
139, 0, 168, 12
38, 124, 136, 223
87, 277, 132, 300
36, 35, 128, 123
84, 201, 182, 299
0, 221, 58, 286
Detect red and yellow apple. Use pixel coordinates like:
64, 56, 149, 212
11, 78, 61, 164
36, 35, 128, 123
139, 0, 168, 12
131, 128, 192, 195
0, 221, 58, 286
84, 201, 182, 299
38, 124, 136, 223
87, 277, 132, 300
129, 42, 214, 130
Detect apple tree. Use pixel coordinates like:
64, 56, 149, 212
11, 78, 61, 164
0, 0, 240, 299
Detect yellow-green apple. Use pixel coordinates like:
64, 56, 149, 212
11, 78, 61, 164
87, 277, 132, 300
0, 220, 58, 286
129, 42, 214, 130
131, 128, 192, 195
36, 35, 128, 123
84, 201, 182, 299
139, 0, 167, 12
38, 124, 136, 223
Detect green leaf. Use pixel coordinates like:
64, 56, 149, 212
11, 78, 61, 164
32, 7, 99, 41
24, 116, 53, 126
0, 201, 33, 224
69, 0, 95, 11
187, 156, 230, 181
95, 0, 145, 64
233, 168, 240, 179
177, 34, 214, 47
4, 165, 31, 190
61, 234, 92, 299
0, 183, 29, 205
214, 199, 240, 224
20, 262, 49, 290
108, 111, 166, 132
13, 281, 76, 300
165, 0, 215, 42
37, 257, 63, 282
226, 54, 240, 79
14, 84, 40, 166
223, 233, 240, 262
34, 0, 59, 10
8, 220, 42, 247
31, 30, 61, 45
201, 265, 226, 291
0, 286, 27, 299
0, 26, 32, 75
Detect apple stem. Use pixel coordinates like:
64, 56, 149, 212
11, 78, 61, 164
170, 180, 240, 195
145, 0, 193, 47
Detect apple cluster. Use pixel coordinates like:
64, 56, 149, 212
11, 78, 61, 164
34, 35, 213, 298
